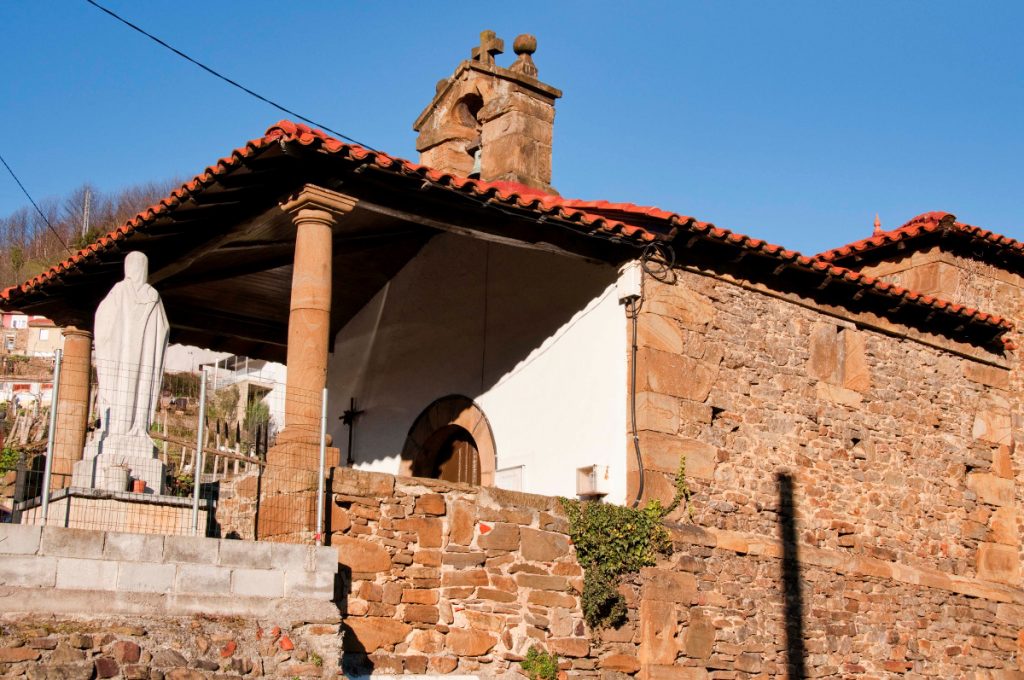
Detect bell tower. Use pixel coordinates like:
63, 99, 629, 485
413, 30, 562, 194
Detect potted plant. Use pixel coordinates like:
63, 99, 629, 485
104, 462, 131, 492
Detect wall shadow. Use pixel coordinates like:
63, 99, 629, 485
336, 561, 373, 677
328, 236, 619, 468
777, 472, 807, 680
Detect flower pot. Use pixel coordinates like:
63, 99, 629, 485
132, 479, 146, 493
103, 466, 129, 492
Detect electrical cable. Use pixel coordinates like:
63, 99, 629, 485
0, 152, 73, 255
82, 0, 378, 152
84, 0, 664, 255
627, 296, 644, 508
627, 242, 676, 508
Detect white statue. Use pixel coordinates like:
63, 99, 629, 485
94, 251, 169, 440
74, 252, 169, 493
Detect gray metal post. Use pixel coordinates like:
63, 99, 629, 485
315, 386, 328, 544
39, 349, 63, 525
191, 367, 208, 535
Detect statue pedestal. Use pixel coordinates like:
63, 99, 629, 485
72, 433, 165, 494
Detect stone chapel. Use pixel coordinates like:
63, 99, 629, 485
1, 30, 1022, 677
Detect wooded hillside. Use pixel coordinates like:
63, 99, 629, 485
0, 179, 178, 291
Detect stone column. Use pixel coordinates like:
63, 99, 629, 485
277, 186, 356, 452
259, 186, 352, 542
52, 327, 93, 490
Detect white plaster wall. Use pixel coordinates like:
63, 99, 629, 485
326, 233, 628, 503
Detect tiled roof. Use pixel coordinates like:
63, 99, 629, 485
818, 211, 1024, 263
0, 122, 1013, 337
0, 121, 661, 306
557, 201, 1015, 335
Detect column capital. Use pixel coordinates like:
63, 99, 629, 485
61, 326, 93, 340
280, 184, 358, 220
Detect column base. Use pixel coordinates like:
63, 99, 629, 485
257, 440, 338, 542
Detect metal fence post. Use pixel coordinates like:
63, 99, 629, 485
315, 386, 328, 545
39, 349, 63, 525
191, 367, 208, 536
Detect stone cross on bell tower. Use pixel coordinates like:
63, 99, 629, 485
471, 30, 504, 66
413, 30, 562, 193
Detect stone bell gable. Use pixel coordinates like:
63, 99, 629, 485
413, 30, 562, 193
818, 211, 1024, 331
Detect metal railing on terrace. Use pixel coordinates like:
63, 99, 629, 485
1, 350, 330, 543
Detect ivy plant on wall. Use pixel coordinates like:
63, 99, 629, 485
559, 456, 692, 629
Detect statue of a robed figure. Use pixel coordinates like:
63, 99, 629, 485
73, 252, 169, 493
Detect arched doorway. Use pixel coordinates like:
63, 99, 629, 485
400, 395, 495, 486
413, 424, 480, 484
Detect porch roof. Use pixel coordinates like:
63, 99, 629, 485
0, 121, 1013, 360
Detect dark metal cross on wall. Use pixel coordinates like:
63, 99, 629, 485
340, 397, 364, 467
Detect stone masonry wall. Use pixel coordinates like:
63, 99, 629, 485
0, 524, 341, 678
328, 468, 594, 678
634, 268, 1022, 588
855, 246, 1024, 332
641, 521, 1024, 679
327, 465, 1024, 678
0, 615, 340, 680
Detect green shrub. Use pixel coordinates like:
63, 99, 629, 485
559, 456, 691, 629
0, 446, 21, 474
520, 646, 559, 680
165, 472, 194, 497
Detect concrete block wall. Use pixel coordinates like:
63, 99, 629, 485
0, 525, 344, 677
0, 524, 339, 620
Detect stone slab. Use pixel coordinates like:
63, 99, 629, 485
102, 532, 164, 562
117, 561, 175, 594
232, 567, 284, 597
55, 557, 118, 591
0, 586, 340, 621
218, 538, 274, 569
163, 535, 220, 564
0, 555, 57, 587
284, 569, 335, 599
175, 563, 232, 594
0, 524, 41, 555
39, 527, 104, 559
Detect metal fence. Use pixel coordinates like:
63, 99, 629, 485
0, 349, 328, 542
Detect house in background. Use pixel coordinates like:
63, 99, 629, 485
201, 353, 287, 436
0, 313, 59, 409
1, 313, 63, 358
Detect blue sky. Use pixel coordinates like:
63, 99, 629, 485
2, 1, 1021, 254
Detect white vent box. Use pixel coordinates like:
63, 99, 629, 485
576, 464, 611, 497
616, 260, 642, 303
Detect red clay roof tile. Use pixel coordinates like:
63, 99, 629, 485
818, 211, 1024, 263
0, 122, 1012, 337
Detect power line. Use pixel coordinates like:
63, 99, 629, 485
83, 0, 378, 152
0, 152, 73, 255
80, 1, 645, 251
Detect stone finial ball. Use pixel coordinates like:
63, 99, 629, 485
513, 34, 537, 55
436, 78, 450, 94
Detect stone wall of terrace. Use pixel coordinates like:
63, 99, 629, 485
327, 465, 1024, 678
0, 524, 340, 678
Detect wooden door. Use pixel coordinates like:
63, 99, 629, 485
437, 430, 480, 485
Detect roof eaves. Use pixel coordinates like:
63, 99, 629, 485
817, 211, 1024, 264
0, 122, 1013, 340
